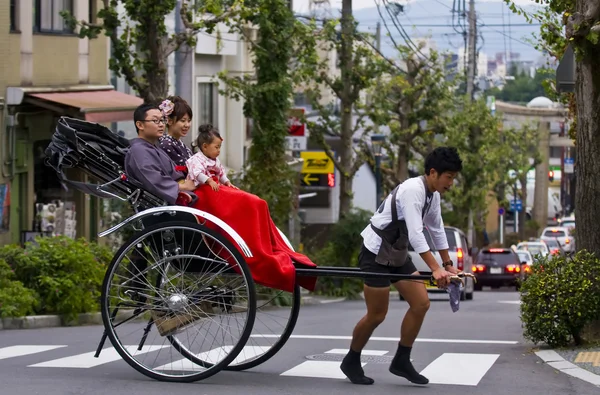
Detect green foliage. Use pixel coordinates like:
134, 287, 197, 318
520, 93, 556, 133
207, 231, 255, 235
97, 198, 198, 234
216, 0, 298, 229
436, 98, 506, 232
520, 250, 600, 347
62, 0, 233, 102
0, 237, 112, 322
292, 16, 390, 216
367, 50, 458, 189
485, 66, 553, 104
307, 209, 373, 297
0, 259, 37, 318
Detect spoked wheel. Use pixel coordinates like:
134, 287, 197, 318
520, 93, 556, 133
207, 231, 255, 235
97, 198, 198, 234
169, 283, 301, 371
100, 221, 256, 383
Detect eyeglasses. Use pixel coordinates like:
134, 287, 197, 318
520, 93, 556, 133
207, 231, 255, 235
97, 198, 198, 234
141, 118, 167, 125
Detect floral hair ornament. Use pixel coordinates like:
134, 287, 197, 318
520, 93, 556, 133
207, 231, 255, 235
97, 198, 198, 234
159, 99, 174, 117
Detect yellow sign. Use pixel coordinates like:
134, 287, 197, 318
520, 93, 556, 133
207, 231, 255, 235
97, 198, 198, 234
300, 151, 334, 174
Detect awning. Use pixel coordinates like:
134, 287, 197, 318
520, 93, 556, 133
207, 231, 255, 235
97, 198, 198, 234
25, 89, 144, 123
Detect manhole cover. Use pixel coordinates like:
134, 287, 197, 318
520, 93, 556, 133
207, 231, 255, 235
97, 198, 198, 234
306, 354, 393, 364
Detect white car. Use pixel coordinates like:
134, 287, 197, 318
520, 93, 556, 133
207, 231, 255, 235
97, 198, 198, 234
516, 242, 549, 258
540, 226, 575, 253
516, 250, 533, 265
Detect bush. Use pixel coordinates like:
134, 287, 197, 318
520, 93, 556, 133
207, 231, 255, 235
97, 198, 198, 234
307, 209, 373, 298
0, 259, 38, 318
520, 250, 600, 347
0, 236, 113, 322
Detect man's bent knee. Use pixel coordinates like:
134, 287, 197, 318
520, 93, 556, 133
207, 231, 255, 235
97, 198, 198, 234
409, 297, 430, 315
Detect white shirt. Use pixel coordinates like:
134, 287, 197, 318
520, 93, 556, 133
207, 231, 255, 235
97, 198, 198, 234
360, 176, 449, 255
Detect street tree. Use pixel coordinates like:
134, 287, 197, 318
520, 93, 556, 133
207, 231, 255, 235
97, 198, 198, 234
438, 98, 508, 236
496, 124, 542, 239
505, 0, 600, 255
294, 13, 389, 218
62, 0, 233, 102
215, 0, 304, 229
367, 48, 456, 192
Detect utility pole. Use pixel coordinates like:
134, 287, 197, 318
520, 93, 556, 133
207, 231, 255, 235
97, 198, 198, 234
466, 0, 478, 246
465, 0, 477, 99
376, 21, 381, 51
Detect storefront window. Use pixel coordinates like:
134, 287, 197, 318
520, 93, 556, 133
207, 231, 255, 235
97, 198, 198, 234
33, 140, 78, 238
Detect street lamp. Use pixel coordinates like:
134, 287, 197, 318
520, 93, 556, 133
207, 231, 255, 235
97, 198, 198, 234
371, 134, 385, 207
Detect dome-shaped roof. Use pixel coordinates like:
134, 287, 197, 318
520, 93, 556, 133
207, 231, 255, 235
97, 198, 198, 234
527, 96, 554, 108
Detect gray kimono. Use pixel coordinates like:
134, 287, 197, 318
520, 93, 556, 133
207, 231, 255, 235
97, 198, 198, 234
124, 138, 184, 204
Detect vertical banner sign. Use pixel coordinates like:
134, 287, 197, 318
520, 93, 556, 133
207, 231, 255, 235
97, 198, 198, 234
286, 108, 307, 151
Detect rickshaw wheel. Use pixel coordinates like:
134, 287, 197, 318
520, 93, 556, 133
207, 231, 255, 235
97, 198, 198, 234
100, 221, 256, 382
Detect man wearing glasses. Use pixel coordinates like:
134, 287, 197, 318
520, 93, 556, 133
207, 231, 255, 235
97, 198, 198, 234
124, 103, 196, 204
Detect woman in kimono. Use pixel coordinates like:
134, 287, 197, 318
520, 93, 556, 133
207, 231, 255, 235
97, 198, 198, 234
158, 96, 193, 173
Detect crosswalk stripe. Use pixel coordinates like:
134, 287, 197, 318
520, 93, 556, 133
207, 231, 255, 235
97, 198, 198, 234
280, 348, 385, 380
28, 345, 168, 368
419, 353, 500, 386
0, 345, 67, 361
154, 346, 270, 371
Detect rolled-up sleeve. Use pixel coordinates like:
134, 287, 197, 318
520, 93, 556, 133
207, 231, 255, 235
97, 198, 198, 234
424, 197, 449, 250
398, 188, 430, 254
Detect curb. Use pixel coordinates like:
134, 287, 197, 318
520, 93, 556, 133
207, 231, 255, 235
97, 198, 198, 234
535, 349, 600, 387
0, 295, 347, 331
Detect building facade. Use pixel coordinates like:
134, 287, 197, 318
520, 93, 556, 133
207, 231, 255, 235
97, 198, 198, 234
1, 0, 142, 246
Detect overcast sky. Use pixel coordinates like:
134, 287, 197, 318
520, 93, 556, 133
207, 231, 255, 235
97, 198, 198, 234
292, 0, 540, 14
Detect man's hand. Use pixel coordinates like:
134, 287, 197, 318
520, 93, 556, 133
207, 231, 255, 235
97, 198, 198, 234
432, 267, 451, 288
445, 265, 459, 275
178, 179, 196, 191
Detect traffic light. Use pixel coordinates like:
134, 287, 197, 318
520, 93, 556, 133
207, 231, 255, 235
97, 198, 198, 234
548, 170, 554, 182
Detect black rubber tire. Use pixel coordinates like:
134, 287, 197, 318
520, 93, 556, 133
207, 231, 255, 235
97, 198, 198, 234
100, 221, 256, 383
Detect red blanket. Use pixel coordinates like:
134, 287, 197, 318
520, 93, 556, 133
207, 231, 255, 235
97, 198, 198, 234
188, 183, 317, 293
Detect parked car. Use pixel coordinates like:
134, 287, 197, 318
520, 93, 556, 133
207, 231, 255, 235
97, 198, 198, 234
408, 226, 474, 301
540, 226, 575, 253
473, 247, 524, 290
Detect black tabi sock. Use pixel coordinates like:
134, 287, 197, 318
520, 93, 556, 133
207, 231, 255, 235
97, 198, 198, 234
389, 343, 429, 385
340, 349, 375, 385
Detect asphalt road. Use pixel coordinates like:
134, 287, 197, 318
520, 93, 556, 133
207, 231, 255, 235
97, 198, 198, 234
0, 289, 598, 395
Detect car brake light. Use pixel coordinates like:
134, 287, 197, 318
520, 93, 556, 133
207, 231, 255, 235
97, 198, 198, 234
473, 264, 485, 273
489, 248, 504, 252
506, 264, 521, 273
522, 264, 531, 273
457, 248, 464, 270
565, 238, 570, 244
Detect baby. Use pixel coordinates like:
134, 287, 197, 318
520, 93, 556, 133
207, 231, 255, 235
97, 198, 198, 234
185, 124, 237, 191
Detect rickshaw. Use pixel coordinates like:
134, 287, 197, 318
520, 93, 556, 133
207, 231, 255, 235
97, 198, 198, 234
44, 117, 472, 383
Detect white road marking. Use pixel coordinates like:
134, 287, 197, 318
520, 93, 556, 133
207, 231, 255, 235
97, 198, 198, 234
154, 346, 269, 371
497, 301, 521, 304
0, 345, 66, 361
251, 334, 518, 344
325, 349, 388, 356
419, 353, 500, 386
28, 345, 167, 368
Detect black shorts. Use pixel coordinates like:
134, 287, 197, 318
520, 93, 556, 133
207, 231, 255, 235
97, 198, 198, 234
358, 244, 418, 288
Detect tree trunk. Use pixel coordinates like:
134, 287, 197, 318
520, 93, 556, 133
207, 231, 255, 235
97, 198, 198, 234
396, 143, 410, 183
338, 0, 354, 218
574, 31, 600, 256
519, 173, 527, 240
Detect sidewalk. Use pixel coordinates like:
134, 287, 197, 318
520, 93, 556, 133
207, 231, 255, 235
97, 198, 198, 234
535, 346, 600, 387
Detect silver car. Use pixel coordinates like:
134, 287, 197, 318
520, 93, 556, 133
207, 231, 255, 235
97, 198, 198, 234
540, 226, 575, 253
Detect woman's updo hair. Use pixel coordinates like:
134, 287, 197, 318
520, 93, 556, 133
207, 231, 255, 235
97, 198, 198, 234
166, 95, 193, 122
192, 124, 223, 153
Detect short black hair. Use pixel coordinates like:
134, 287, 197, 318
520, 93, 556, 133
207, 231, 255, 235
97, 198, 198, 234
424, 147, 463, 175
133, 103, 160, 134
